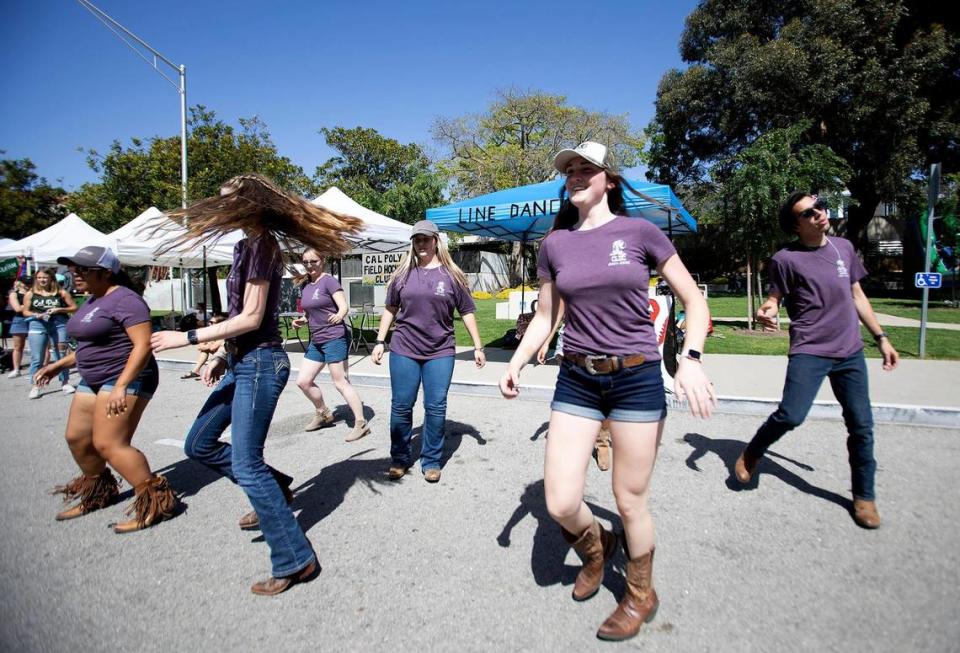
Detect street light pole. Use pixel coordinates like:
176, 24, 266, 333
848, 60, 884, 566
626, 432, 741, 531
75, 0, 188, 209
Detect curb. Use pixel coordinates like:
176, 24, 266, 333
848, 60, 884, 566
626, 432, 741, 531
157, 358, 959, 429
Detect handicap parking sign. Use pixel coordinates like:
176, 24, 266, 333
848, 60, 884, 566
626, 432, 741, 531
914, 272, 942, 288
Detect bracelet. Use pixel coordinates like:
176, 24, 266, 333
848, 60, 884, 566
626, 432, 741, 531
474, 347, 485, 352
873, 332, 889, 342
374, 340, 385, 346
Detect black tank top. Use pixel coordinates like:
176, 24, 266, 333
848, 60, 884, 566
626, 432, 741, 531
30, 292, 66, 313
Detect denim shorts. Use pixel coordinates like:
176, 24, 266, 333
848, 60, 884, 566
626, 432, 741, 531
9, 316, 28, 335
77, 362, 159, 399
551, 357, 667, 423
304, 335, 349, 363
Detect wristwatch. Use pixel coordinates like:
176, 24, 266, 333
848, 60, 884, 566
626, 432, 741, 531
186, 329, 199, 345
873, 332, 889, 342
374, 339, 386, 347
684, 349, 702, 362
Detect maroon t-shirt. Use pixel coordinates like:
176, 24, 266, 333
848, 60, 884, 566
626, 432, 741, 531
385, 266, 476, 360
768, 236, 868, 357
537, 216, 677, 360
301, 275, 347, 345
226, 236, 282, 357
67, 286, 154, 386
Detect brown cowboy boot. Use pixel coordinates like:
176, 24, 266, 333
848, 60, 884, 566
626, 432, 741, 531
734, 448, 760, 484
304, 408, 334, 432
54, 470, 120, 521
596, 548, 659, 641
238, 477, 295, 531
853, 498, 881, 529
596, 427, 611, 472
562, 520, 618, 601
251, 559, 321, 596
113, 475, 179, 534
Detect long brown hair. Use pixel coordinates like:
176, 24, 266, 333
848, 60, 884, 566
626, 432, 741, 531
550, 170, 669, 232
157, 174, 362, 265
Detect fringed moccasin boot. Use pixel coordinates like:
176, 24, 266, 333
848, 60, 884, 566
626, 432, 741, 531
113, 475, 179, 534
53, 470, 120, 521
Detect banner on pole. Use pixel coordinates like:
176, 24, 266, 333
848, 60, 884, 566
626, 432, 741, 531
362, 252, 404, 285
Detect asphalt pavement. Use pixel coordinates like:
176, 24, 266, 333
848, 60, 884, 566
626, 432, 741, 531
1, 368, 958, 652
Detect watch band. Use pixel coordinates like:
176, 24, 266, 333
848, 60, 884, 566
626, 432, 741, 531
186, 329, 199, 345
684, 349, 702, 362
873, 332, 889, 341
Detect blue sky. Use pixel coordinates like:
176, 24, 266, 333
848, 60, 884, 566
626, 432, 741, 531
1, 0, 700, 192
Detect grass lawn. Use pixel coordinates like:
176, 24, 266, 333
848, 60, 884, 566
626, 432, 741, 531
706, 294, 960, 324
706, 321, 960, 360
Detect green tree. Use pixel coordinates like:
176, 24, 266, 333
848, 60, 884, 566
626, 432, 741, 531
313, 126, 443, 225
703, 121, 851, 324
432, 89, 645, 200
68, 106, 315, 233
645, 0, 960, 251
0, 155, 67, 240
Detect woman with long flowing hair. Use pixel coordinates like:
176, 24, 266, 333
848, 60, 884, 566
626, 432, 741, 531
291, 249, 369, 440
151, 174, 361, 595
371, 220, 486, 483
500, 142, 716, 641
24, 268, 76, 398
36, 246, 177, 532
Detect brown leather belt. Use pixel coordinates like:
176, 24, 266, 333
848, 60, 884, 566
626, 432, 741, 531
563, 353, 646, 375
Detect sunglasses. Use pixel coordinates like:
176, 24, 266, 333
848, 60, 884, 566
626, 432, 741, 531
798, 197, 828, 220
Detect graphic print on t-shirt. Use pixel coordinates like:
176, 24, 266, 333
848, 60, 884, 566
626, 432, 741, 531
435, 280, 445, 296
608, 239, 630, 266
81, 306, 101, 323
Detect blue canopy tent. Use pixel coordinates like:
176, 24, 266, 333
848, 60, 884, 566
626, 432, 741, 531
426, 178, 698, 304
426, 178, 697, 241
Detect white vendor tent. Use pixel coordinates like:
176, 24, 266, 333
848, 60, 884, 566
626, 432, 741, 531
109, 206, 240, 268
0, 213, 111, 264
311, 187, 413, 253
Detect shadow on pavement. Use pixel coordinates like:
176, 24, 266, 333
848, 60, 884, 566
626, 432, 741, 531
497, 479, 626, 597
681, 432, 852, 512
153, 458, 223, 500
285, 448, 393, 536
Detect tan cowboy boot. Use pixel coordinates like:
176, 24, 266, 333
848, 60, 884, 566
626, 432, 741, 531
562, 520, 618, 601
345, 418, 371, 442
304, 407, 334, 431
596, 548, 659, 641
113, 475, 179, 534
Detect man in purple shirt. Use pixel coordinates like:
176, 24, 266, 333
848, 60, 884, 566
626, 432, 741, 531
735, 192, 899, 529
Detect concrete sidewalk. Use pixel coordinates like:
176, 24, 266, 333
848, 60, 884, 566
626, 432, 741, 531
158, 344, 960, 427
713, 312, 960, 330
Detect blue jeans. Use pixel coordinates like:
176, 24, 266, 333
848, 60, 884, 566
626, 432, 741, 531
746, 352, 876, 500
27, 319, 69, 385
389, 353, 455, 470
183, 346, 315, 576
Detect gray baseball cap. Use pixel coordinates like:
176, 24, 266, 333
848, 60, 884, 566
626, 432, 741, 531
57, 246, 121, 273
410, 220, 440, 238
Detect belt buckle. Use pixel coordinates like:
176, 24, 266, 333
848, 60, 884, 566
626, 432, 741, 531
583, 355, 604, 375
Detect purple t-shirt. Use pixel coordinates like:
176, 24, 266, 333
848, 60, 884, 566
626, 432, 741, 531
768, 236, 867, 357
537, 216, 677, 360
301, 275, 347, 345
385, 266, 476, 360
226, 236, 282, 357
67, 286, 154, 386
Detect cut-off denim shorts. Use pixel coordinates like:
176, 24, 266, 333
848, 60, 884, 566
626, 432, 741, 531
551, 357, 667, 423
304, 334, 349, 364
76, 361, 159, 399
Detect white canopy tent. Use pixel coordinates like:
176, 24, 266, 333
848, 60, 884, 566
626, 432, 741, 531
311, 187, 413, 253
109, 206, 240, 268
0, 213, 111, 265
